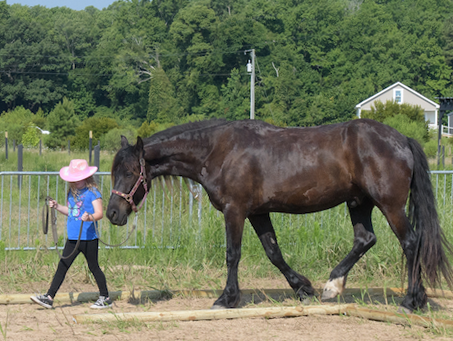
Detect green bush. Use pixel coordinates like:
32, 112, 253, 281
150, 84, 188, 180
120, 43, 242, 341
22, 126, 41, 148
383, 114, 428, 146
362, 100, 425, 124
102, 128, 137, 151
362, 100, 429, 142
72, 117, 119, 150
0, 106, 35, 145
424, 139, 438, 158
137, 121, 159, 138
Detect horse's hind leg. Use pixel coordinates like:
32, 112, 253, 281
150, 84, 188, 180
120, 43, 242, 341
384, 208, 427, 312
322, 198, 377, 300
248, 213, 315, 302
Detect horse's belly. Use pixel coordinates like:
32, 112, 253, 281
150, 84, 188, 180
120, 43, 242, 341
254, 186, 354, 215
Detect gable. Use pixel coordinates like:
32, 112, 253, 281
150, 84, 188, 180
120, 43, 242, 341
356, 82, 439, 111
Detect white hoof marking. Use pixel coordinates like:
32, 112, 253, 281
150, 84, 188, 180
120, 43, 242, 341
322, 277, 345, 298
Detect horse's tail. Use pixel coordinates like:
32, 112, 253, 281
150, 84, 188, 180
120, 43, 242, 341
408, 137, 453, 289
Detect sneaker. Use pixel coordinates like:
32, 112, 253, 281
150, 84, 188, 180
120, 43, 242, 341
30, 294, 53, 309
90, 296, 113, 309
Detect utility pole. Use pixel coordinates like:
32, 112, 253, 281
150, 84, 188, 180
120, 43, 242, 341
246, 49, 255, 119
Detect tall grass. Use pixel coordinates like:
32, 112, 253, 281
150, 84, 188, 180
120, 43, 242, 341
0, 149, 452, 294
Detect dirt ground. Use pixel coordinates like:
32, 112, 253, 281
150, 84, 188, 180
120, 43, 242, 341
1, 280, 453, 340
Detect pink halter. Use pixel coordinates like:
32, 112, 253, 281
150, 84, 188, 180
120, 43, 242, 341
111, 158, 149, 212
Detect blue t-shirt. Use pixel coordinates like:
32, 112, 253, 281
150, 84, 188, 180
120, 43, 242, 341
66, 187, 102, 240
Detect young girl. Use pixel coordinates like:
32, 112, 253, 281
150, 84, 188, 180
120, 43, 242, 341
31, 159, 112, 309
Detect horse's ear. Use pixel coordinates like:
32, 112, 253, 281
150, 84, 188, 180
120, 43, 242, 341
135, 136, 144, 155
120, 135, 129, 148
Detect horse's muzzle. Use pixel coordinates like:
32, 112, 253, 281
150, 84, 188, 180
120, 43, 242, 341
106, 204, 129, 226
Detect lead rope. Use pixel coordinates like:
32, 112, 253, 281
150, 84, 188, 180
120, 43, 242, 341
42, 196, 83, 260
43, 197, 137, 252
89, 213, 137, 248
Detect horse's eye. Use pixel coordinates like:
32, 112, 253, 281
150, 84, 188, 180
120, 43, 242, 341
126, 172, 133, 178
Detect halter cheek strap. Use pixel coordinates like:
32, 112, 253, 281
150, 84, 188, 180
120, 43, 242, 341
111, 158, 149, 212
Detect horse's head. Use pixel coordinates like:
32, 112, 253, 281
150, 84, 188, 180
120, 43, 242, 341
106, 135, 149, 226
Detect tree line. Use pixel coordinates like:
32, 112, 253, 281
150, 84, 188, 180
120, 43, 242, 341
1, 0, 453, 150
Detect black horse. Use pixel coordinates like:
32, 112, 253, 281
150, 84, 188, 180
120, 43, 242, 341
106, 119, 453, 312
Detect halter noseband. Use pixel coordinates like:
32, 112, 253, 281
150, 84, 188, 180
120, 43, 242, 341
111, 158, 149, 212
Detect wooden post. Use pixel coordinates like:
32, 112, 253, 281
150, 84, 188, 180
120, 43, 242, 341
73, 304, 356, 324
89, 131, 93, 165
39, 138, 42, 156
94, 143, 100, 184
5, 132, 7, 160
13, 139, 16, 152
17, 144, 23, 188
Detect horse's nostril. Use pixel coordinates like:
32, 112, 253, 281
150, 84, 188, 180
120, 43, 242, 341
107, 209, 117, 221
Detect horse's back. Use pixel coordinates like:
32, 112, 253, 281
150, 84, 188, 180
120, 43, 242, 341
205, 119, 414, 214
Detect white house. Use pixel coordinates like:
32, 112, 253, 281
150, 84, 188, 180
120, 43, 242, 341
355, 82, 439, 130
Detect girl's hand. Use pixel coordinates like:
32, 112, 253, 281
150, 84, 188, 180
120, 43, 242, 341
81, 212, 91, 222
48, 200, 58, 209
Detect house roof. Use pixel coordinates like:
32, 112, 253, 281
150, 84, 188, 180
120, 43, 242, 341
355, 82, 440, 109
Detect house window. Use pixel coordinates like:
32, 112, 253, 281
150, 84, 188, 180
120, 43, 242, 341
394, 89, 403, 103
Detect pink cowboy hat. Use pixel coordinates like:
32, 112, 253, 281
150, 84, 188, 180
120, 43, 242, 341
59, 159, 97, 182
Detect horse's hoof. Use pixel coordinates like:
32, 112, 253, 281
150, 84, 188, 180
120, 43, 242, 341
301, 295, 315, 305
321, 277, 345, 300
321, 289, 338, 300
397, 306, 413, 315
210, 304, 227, 310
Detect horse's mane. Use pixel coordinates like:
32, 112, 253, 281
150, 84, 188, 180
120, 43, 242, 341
143, 119, 229, 145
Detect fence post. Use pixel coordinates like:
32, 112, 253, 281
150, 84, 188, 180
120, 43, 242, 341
17, 144, 23, 188
5, 132, 7, 160
13, 139, 16, 152
89, 131, 93, 165
39, 138, 42, 156
442, 145, 445, 168
94, 143, 100, 184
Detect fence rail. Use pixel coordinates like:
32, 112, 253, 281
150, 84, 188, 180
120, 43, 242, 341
1, 171, 453, 251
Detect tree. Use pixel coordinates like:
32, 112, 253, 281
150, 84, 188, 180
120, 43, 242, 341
0, 5, 67, 113
0, 0, 453, 129
169, 2, 223, 116
219, 68, 249, 120
147, 67, 182, 123
45, 97, 79, 149
72, 116, 119, 150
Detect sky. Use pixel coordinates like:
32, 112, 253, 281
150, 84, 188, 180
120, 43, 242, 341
6, 0, 116, 11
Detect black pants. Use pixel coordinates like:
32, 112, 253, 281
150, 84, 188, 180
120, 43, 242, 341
47, 239, 109, 298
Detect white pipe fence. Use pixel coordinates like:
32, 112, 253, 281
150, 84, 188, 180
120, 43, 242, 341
1, 171, 453, 251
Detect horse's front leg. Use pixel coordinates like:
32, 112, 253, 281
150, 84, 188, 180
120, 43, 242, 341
212, 207, 245, 309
